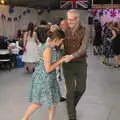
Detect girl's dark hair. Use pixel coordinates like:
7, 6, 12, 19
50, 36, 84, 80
40, 20, 48, 25
47, 29, 65, 40
27, 22, 34, 37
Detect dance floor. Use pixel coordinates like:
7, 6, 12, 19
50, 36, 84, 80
0, 53, 120, 120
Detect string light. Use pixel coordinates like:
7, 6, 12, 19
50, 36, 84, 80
1, 0, 5, 4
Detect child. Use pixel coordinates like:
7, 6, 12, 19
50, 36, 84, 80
22, 22, 40, 72
22, 29, 66, 120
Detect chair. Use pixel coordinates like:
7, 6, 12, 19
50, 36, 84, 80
0, 50, 12, 71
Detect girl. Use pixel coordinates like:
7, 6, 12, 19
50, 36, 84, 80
22, 29, 66, 120
102, 22, 113, 66
22, 22, 40, 72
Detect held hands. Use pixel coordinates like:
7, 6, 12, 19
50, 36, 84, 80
23, 47, 26, 52
61, 55, 74, 63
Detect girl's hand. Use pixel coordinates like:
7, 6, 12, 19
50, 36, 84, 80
60, 56, 67, 63
62, 55, 74, 63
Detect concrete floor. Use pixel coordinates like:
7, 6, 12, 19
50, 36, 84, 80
0, 54, 120, 120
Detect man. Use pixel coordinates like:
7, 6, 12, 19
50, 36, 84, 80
63, 9, 88, 120
60, 19, 69, 32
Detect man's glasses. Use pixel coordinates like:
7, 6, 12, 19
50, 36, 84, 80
67, 17, 77, 22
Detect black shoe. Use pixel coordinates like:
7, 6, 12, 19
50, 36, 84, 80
60, 97, 66, 102
114, 65, 120, 68
32, 68, 35, 72
69, 119, 77, 120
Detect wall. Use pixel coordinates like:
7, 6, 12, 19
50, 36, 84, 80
94, 9, 120, 25
0, 6, 90, 38
0, 5, 39, 38
39, 10, 89, 25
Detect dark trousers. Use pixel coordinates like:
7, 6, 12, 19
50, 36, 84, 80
10, 54, 18, 67
63, 61, 87, 120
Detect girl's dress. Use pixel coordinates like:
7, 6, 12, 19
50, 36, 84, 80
22, 33, 39, 63
103, 28, 113, 58
29, 44, 61, 107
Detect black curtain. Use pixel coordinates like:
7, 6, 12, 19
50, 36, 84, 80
0, 36, 8, 49
93, 0, 111, 4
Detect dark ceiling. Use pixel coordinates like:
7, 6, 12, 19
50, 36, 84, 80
4, 0, 119, 9
4, 0, 60, 9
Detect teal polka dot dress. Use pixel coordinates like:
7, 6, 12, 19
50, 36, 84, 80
29, 44, 61, 107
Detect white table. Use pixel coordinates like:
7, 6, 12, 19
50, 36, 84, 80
0, 49, 11, 70
0, 49, 9, 55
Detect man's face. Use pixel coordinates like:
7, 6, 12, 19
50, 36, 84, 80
67, 12, 78, 28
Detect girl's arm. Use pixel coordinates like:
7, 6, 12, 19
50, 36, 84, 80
43, 47, 64, 73
23, 32, 28, 47
110, 30, 116, 40
34, 32, 40, 45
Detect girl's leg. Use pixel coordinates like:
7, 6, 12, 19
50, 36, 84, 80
115, 56, 119, 64
22, 104, 41, 120
24, 63, 29, 71
32, 63, 36, 72
48, 105, 56, 120
102, 56, 107, 64
28, 63, 35, 72
93, 46, 98, 55
118, 55, 120, 65
114, 56, 120, 68
114, 56, 119, 66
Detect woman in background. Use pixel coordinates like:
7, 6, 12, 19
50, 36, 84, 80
111, 22, 120, 68
93, 21, 103, 55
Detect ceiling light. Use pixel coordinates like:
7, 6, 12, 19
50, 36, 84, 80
1, 0, 5, 4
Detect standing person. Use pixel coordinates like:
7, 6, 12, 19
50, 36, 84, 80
22, 29, 67, 120
63, 9, 88, 120
102, 22, 113, 66
22, 22, 40, 72
93, 21, 102, 55
111, 22, 120, 68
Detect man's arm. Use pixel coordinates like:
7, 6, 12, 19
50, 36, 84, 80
72, 27, 89, 58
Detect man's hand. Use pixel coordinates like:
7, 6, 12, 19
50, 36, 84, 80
23, 47, 26, 52
63, 55, 74, 63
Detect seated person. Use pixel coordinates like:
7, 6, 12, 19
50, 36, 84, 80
0, 36, 8, 49
8, 42, 22, 67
